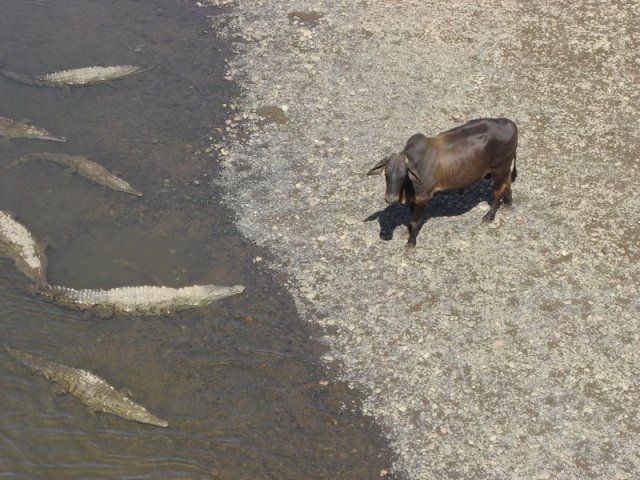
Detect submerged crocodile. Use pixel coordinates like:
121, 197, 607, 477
0, 62, 147, 88
0, 116, 66, 142
0, 210, 47, 285
16, 153, 143, 197
6, 347, 169, 427
38, 284, 245, 315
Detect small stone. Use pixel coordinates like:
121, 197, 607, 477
287, 11, 325, 26
256, 105, 288, 124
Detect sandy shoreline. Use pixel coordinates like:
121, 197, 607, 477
211, 1, 639, 477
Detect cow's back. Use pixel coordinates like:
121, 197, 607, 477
437, 118, 515, 144
437, 118, 516, 167
412, 118, 517, 192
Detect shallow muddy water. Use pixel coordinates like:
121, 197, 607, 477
0, 1, 396, 478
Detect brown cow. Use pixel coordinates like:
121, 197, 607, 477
367, 118, 518, 248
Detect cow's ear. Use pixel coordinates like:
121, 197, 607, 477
367, 157, 387, 175
405, 158, 422, 185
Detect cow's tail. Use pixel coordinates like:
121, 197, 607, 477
510, 125, 518, 182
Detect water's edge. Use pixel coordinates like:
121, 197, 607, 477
0, 0, 398, 478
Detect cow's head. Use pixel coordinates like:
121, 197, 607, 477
367, 153, 421, 204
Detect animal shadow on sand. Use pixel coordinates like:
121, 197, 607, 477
365, 179, 495, 241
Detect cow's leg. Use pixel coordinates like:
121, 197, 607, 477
407, 202, 415, 238
502, 183, 513, 206
482, 170, 510, 222
502, 155, 517, 205
407, 201, 427, 248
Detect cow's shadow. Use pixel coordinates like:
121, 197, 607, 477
365, 179, 494, 241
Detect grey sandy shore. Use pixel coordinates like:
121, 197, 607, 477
208, 1, 639, 478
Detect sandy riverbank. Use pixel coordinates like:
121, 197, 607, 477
210, 1, 639, 477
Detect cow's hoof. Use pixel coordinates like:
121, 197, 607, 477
405, 241, 416, 250
482, 211, 495, 223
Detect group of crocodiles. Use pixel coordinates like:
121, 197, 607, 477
0, 62, 148, 195
1, 62, 244, 427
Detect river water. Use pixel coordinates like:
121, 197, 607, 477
0, 1, 396, 478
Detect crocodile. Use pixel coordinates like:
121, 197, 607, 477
0, 116, 67, 143
6, 347, 169, 427
38, 284, 245, 315
0, 62, 147, 88
16, 153, 143, 197
0, 210, 47, 285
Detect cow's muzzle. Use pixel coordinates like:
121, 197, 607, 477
384, 194, 400, 205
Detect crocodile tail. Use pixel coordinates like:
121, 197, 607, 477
5, 345, 18, 357
5, 346, 37, 367
9, 154, 30, 169
12, 153, 56, 169
136, 65, 155, 76
0, 54, 10, 73
0, 62, 50, 88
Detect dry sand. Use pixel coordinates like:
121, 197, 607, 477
208, 1, 639, 477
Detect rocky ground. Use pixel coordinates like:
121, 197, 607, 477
205, 1, 639, 478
